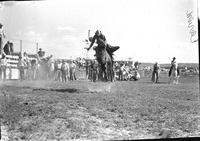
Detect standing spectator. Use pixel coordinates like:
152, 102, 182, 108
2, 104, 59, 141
56, 59, 62, 81
0, 23, 6, 55
0, 53, 7, 81
113, 62, 119, 81
54, 60, 58, 79
18, 56, 26, 81
119, 63, 125, 81
152, 62, 160, 83
90, 60, 98, 82
69, 60, 77, 81
85, 59, 90, 79
124, 63, 130, 80
61, 60, 69, 82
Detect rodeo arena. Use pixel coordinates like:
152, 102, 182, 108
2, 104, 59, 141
0, 30, 157, 83
0, 28, 200, 140
0, 35, 199, 83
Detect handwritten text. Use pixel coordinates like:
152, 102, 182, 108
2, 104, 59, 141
186, 11, 198, 43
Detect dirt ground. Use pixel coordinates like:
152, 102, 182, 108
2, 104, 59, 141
0, 72, 199, 140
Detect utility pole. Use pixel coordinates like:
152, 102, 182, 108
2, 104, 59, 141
36, 42, 38, 54
88, 29, 90, 38
20, 40, 22, 57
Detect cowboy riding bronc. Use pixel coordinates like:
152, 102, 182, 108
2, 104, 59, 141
87, 30, 120, 60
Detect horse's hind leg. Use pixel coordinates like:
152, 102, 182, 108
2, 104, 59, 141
98, 67, 103, 81
110, 68, 114, 82
101, 64, 108, 81
105, 63, 111, 81
108, 63, 114, 82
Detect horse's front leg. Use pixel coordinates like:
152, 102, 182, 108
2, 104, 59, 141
109, 64, 114, 82
104, 63, 109, 81
101, 64, 106, 81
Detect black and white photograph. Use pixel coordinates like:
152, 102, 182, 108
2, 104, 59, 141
0, 0, 199, 140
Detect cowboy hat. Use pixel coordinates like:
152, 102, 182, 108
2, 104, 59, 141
95, 30, 100, 35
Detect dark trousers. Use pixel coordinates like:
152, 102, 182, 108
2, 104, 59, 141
152, 71, 159, 83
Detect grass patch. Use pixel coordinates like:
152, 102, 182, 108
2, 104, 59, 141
0, 93, 23, 130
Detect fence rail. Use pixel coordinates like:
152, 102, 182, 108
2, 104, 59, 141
4, 53, 37, 80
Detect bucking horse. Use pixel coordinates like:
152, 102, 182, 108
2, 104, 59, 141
89, 38, 119, 82
92, 45, 113, 81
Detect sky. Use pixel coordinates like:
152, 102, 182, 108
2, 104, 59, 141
0, 0, 199, 63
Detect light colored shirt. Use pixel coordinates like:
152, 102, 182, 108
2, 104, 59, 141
48, 57, 54, 63
18, 59, 26, 67
0, 58, 7, 66
70, 62, 76, 70
57, 63, 62, 69
61, 62, 69, 71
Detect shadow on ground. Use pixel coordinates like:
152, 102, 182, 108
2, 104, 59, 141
32, 88, 79, 93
